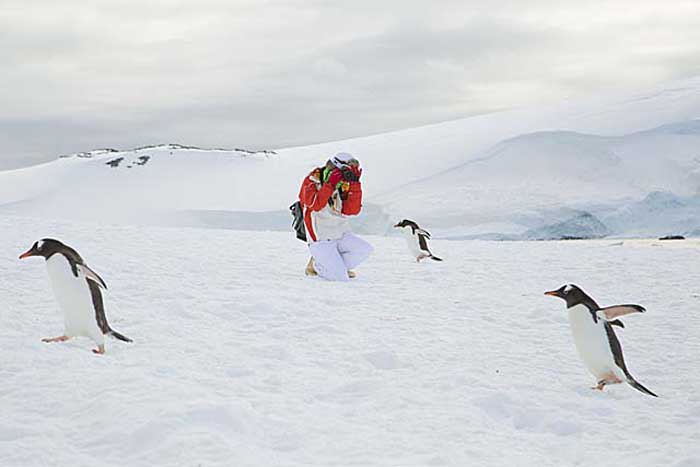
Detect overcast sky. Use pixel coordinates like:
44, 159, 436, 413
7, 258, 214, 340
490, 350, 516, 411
2, 0, 700, 169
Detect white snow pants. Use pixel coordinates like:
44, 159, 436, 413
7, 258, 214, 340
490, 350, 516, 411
309, 232, 373, 281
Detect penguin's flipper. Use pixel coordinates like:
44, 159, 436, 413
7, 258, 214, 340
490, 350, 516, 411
598, 304, 645, 320
87, 281, 132, 343
430, 255, 443, 262
418, 234, 431, 252
416, 228, 431, 238
78, 264, 108, 290
609, 319, 625, 328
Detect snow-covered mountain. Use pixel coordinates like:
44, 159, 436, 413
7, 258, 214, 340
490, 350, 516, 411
1, 77, 700, 238
386, 122, 700, 238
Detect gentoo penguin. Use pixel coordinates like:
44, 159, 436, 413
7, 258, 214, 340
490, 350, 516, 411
393, 219, 442, 262
19, 238, 132, 354
545, 284, 657, 397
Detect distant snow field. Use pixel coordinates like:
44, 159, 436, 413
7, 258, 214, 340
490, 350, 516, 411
1, 77, 700, 239
1, 216, 699, 467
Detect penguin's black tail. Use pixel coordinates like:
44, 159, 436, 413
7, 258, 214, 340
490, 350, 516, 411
108, 330, 133, 343
626, 376, 657, 397
430, 255, 443, 262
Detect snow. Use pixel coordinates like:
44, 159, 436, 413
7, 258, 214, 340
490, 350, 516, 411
379, 124, 700, 238
2, 215, 699, 466
2, 75, 700, 465
1, 77, 700, 239
523, 211, 610, 240
602, 192, 700, 238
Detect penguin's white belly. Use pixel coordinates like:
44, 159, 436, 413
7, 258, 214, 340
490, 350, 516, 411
46, 255, 101, 340
403, 234, 423, 257
567, 304, 619, 380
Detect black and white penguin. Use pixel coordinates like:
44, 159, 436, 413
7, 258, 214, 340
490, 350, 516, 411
545, 284, 657, 397
19, 238, 132, 354
394, 219, 442, 262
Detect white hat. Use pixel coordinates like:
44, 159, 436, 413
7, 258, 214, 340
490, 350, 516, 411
330, 152, 356, 168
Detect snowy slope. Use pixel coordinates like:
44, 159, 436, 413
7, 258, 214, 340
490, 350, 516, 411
381, 122, 700, 238
1, 77, 700, 237
2, 216, 699, 467
601, 191, 700, 238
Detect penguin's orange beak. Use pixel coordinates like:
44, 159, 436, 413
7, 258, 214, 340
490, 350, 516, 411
19, 249, 35, 259
544, 290, 559, 297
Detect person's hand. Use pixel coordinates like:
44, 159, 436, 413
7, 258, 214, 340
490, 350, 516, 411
341, 165, 362, 182
326, 169, 343, 187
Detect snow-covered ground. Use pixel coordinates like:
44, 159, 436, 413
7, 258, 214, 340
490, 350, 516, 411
2, 216, 699, 467
2, 75, 699, 466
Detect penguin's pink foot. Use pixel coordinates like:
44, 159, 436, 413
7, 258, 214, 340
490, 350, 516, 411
593, 374, 621, 391
92, 345, 105, 355
42, 335, 70, 343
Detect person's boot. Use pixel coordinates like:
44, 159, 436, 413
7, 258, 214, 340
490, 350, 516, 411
305, 257, 318, 276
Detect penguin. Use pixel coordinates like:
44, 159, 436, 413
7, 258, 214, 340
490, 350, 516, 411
544, 284, 657, 397
19, 238, 132, 354
393, 219, 442, 262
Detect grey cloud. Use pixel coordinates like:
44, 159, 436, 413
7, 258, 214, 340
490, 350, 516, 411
1, 0, 700, 169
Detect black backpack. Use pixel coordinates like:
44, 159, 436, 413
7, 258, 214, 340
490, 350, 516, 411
289, 201, 307, 242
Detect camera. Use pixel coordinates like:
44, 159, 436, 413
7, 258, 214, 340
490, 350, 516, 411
340, 166, 359, 182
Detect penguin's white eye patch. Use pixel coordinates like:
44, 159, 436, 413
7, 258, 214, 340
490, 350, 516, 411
564, 285, 573, 293
37, 240, 44, 250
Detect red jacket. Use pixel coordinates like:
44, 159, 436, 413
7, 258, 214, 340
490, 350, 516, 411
299, 168, 362, 242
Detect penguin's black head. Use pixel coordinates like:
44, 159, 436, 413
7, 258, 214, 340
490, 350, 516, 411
394, 219, 419, 230
19, 238, 66, 260
544, 284, 591, 309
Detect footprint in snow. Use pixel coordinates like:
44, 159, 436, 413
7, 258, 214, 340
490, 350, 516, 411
363, 350, 401, 370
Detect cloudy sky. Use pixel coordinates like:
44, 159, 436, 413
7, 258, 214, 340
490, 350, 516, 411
2, 0, 700, 169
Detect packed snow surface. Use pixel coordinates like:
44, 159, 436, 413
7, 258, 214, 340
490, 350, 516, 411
2, 216, 699, 466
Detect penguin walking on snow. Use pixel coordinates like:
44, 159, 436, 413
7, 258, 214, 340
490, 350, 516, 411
394, 219, 442, 262
545, 284, 657, 397
19, 238, 132, 354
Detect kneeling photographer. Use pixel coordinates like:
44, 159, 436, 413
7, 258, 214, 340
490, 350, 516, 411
294, 152, 373, 281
